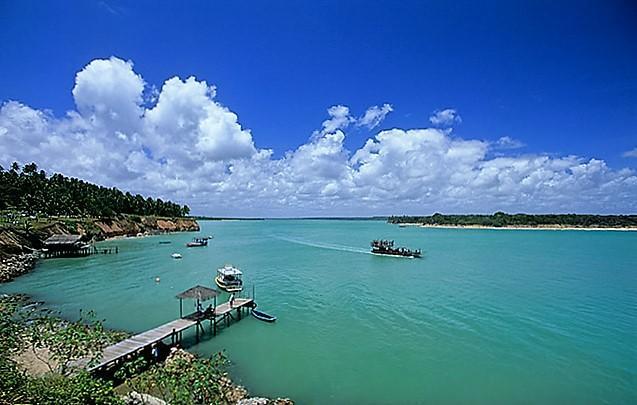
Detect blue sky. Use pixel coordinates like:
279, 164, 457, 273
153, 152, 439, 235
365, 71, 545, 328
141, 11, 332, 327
1, 1, 636, 215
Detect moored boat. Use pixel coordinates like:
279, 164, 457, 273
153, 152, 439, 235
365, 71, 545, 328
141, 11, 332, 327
252, 309, 276, 322
370, 240, 421, 258
186, 237, 208, 247
171, 253, 182, 259
214, 264, 243, 292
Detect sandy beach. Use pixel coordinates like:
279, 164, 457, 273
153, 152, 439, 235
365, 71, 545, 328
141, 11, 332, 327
396, 223, 637, 231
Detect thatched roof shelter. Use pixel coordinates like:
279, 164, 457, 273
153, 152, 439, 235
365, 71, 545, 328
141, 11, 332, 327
176, 285, 219, 301
176, 285, 219, 318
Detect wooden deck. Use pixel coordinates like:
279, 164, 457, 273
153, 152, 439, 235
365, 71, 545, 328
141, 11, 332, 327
213, 298, 252, 317
86, 297, 254, 372
87, 318, 195, 371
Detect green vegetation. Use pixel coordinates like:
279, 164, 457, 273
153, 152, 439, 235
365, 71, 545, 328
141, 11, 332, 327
0, 162, 190, 218
388, 212, 637, 228
0, 295, 122, 404
0, 295, 235, 405
116, 353, 229, 404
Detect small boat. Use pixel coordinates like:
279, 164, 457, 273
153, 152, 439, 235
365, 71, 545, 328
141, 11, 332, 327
214, 264, 243, 292
370, 240, 421, 258
159, 241, 171, 245
252, 309, 276, 322
186, 237, 208, 247
171, 253, 182, 259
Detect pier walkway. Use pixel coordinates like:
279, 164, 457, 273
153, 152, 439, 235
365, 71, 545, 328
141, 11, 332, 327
86, 296, 254, 373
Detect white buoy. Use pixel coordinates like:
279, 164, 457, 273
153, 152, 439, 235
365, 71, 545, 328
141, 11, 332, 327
155, 277, 160, 283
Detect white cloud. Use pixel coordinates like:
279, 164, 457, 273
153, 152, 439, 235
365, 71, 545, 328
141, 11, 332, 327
357, 104, 393, 129
320, 105, 354, 135
493, 136, 525, 150
429, 108, 461, 127
144, 76, 255, 163
623, 147, 637, 158
1, 57, 636, 216
72, 57, 145, 133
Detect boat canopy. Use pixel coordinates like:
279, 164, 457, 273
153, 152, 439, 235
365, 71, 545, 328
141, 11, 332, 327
217, 265, 242, 277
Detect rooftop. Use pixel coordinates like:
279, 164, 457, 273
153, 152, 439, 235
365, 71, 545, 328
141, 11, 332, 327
43, 234, 83, 245
217, 265, 242, 276
175, 285, 219, 301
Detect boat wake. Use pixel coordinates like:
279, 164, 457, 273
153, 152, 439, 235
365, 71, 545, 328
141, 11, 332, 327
271, 235, 370, 255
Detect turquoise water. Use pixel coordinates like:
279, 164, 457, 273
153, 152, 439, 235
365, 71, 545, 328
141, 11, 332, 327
2, 220, 636, 403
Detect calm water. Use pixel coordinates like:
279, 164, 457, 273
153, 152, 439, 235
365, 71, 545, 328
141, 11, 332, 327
2, 220, 636, 403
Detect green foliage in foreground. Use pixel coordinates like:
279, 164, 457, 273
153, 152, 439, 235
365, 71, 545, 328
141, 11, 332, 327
0, 295, 122, 405
117, 353, 229, 404
388, 212, 637, 228
22, 371, 123, 405
0, 161, 190, 217
0, 295, 232, 405
29, 309, 126, 376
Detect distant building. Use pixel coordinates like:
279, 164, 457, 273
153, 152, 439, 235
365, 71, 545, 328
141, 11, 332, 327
43, 234, 84, 251
42, 234, 90, 257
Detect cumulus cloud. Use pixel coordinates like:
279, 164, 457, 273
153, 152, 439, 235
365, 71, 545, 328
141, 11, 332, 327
623, 147, 637, 158
357, 104, 393, 129
72, 57, 145, 133
144, 76, 255, 163
429, 108, 461, 127
493, 136, 525, 150
319, 105, 354, 135
1, 57, 636, 216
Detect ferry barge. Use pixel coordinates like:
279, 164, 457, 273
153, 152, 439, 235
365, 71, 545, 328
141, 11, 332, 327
371, 240, 421, 258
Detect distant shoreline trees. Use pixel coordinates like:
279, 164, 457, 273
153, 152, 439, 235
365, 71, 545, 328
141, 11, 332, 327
388, 212, 637, 228
0, 162, 190, 218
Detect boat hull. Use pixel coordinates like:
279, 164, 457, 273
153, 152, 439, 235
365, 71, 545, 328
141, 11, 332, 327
252, 309, 276, 322
371, 252, 419, 259
370, 249, 421, 258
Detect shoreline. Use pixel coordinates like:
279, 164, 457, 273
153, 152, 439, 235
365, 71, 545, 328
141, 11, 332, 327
0, 252, 39, 283
0, 215, 200, 282
1, 293, 293, 404
102, 229, 198, 242
395, 223, 637, 231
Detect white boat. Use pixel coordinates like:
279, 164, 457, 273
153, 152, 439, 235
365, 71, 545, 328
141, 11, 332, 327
171, 253, 182, 259
214, 265, 243, 292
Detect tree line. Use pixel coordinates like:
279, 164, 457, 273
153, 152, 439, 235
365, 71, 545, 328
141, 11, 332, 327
388, 212, 637, 228
0, 162, 190, 218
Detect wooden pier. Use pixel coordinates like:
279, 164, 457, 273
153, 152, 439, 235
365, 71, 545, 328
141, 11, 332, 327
85, 289, 254, 373
42, 245, 119, 258
42, 234, 118, 258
